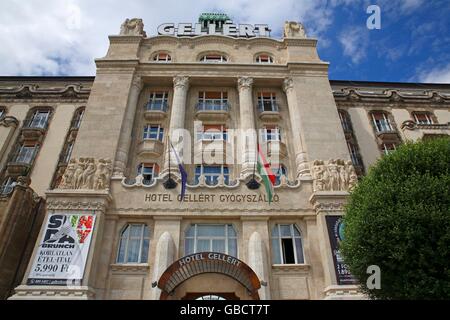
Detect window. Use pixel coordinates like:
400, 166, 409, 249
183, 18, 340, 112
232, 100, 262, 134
116, 224, 150, 264
338, 110, 352, 132
28, 110, 50, 129
382, 143, 397, 155
137, 163, 159, 184
146, 92, 168, 111
257, 92, 278, 112
143, 125, 164, 141
0, 177, 16, 195
371, 111, 392, 133
197, 91, 228, 111
256, 54, 273, 64
200, 54, 227, 63
272, 165, 287, 185
195, 165, 229, 185
72, 108, 84, 129
61, 142, 74, 164
413, 112, 434, 125
261, 126, 281, 141
153, 52, 171, 62
271, 224, 304, 264
196, 125, 227, 141
347, 141, 361, 167
14, 144, 37, 164
185, 224, 237, 257
0, 107, 5, 118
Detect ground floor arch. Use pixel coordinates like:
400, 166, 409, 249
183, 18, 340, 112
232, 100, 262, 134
157, 252, 261, 300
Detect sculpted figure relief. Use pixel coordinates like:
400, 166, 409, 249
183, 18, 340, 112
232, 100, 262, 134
283, 21, 307, 38
312, 159, 357, 192
120, 18, 146, 36
59, 158, 112, 191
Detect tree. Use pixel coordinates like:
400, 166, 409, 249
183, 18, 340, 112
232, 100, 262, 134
340, 137, 450, 299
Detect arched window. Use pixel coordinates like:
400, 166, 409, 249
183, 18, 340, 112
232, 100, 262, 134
271, 224, 304, 264
256, 54, 273, 64
199, 54, 227, 63
185, 224, 237, 256
153, 52, 172, 62
116, 224, 150, 263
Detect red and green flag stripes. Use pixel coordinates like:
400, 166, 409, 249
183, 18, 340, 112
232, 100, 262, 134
257, 144, 276, 203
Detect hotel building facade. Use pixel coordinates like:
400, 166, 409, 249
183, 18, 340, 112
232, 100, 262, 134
0, 15, 449, 300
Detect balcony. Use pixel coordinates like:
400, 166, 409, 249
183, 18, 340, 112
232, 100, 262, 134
265, 140, 288, 160
195, 100, 229, 122
136, 139, 164, 158
144, 101, 168, 121
257, 102, 281, 122
21, 118, 48, 140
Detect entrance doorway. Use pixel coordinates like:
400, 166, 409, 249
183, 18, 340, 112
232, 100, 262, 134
182, 292, 240, 300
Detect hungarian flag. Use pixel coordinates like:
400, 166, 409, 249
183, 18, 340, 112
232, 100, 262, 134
257, 144, 276, 203
170, 141, 188, 201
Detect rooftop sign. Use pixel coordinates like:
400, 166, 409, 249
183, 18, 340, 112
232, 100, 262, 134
158, 17, 271, 38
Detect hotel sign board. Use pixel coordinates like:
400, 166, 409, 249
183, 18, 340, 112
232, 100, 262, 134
27, 212, 96, 286
157, 23, 271, 38
325, 215, 357, 285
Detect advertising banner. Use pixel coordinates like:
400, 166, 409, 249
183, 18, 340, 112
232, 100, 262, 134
27, 212, 96, 286
325, 215, 357, 285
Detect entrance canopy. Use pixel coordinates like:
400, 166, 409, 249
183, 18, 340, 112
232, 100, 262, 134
157, 252, 261, 299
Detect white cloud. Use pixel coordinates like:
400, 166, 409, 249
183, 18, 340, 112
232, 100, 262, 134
417, 64, 450, 84
0, 0, 358, 76
338, 26, 369, 64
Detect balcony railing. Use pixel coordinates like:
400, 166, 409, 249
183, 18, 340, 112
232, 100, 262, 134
145, 101, 168, 112
196, 100, 229, 112
257, 101, 279, 113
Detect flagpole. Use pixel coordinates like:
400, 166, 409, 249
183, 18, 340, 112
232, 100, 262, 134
246, 132, 260, 190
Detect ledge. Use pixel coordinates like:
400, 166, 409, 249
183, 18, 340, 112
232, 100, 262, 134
110, 263, 150, 273
272, 264, 311, 272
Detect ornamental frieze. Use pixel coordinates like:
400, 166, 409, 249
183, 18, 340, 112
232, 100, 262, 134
58, 158, 112, 191
311, 159, 357, 192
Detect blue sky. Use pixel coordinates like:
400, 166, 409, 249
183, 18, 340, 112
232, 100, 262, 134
0, 0, 449, 83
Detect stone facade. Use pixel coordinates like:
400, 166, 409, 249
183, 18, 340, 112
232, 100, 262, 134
0, 18, 449, 300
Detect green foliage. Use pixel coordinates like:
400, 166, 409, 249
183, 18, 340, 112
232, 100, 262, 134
340, 137, 450, 299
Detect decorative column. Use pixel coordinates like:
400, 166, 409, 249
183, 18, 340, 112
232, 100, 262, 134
283, 77, 310, 177
237, 77, 256, 177
113, 76, 143, 176
150, 231, 175, 300
164, 76, 189, 170
248, 231, 271, 299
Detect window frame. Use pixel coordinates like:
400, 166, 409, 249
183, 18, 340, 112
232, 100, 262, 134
412, 112, 434, 125
143, 124, 164, 141
257, 92, 278, 112
185, 224, 238, 257
137, 163, 159, 183
196, 125, 227, 141
152, 52, 172, 62
147, 91, 169, 111
116, 224, 150, 264
371, 111, 393, 133
261, 126, 281, 142
271, 224, 304, 265
382, 142, 397, 155
195, 165, 229, 185
199, 54, 228, 63
256, 54, 274, 64
29, 110, 50, 129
